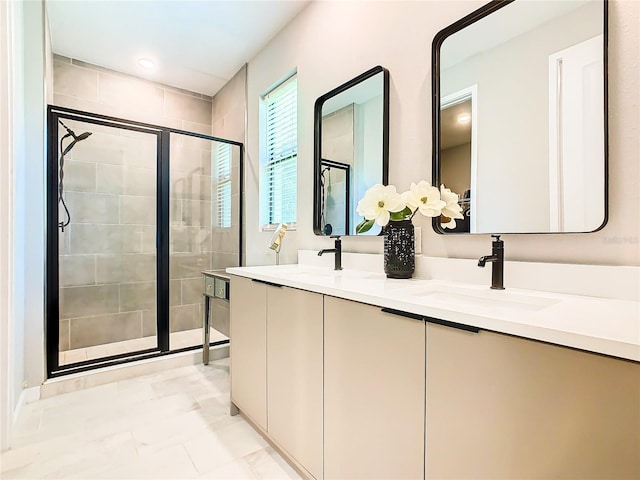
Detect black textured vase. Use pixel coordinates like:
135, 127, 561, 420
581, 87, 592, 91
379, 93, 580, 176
384, 219, 415, 279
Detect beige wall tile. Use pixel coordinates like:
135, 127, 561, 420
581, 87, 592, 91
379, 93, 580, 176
119, 282, 156, 312
58, 227, 70, 255
200, 150, 212, 176
211, 252, 240, 270
59, 320, 70, 352
59, 255, 96, 287
168, 279, 181, 307
65, 192, 120, 224
53, 93, 121, 119
120, 196, 156, 225
171, 226, 211, 254
96, 254, 156, 284
210, 64, 246, 144
230, 193, 240, 226
170, 253, 210, 279
53, 54, 71, 63
170, 144, 206, 175
142, 309, 157, 337
180, 200, 211, 228
119, 136, 157, 169
170, 171, 212, 201
123, 166, 157, 197
181, 277, 202, 305
141, 226, 156, 254
53, 61, 98, 101
171, 131, 212, 154
170, 199, 182, 226
70, 132, 126, 165
69, 224, 148, 254
170, 304, 200, 332
165, 90, 212, 126
210, 227, 239, 255
50, 55, 237, 352
181, 121, 212, 136
69, 311, 143, 349
98, 72, 164, 118
96, 164, 123, 195
63, 160, 96, 193
59, 284, 120, 319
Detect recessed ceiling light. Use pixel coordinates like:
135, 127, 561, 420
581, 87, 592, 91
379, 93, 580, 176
457, 113, 471, 124
138, 58, 156, 70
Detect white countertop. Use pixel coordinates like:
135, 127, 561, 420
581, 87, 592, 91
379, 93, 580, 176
227, 263, 640, 362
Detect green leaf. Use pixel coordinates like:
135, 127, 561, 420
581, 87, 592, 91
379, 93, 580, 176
356, 219, 375, 234
390, 207, 412, 221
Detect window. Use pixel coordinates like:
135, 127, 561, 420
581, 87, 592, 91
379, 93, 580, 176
215, 142, 232, 228
261, 75, 297, 229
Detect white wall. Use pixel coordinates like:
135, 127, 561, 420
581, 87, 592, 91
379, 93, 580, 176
9, 0, 28, 448
245, 0, 639, 268
21, 0, 47, 392
0, 0, 17, 453
0, 0, 46, 451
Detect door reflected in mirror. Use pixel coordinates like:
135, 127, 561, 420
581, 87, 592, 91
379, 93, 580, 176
314, 66, 389, 236
433, 0, 607, 234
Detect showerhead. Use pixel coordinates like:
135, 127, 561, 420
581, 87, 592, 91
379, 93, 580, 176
59, 119, 92, 142
76, 131, 92, 141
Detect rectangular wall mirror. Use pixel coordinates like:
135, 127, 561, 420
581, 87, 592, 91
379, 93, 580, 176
313, 66, 389, 236
432, 0, 607, 234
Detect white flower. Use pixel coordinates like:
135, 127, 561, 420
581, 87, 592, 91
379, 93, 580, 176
439, 185, 464, 229
402, 180, 446, 218
356, 184, 406, 227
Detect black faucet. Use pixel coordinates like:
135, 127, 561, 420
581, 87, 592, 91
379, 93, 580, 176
478, 235, 504, 290
318, 236, 342, 271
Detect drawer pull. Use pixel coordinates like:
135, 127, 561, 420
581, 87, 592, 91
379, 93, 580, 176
251, 279, 283, 288
381, 308, 424, 322
425, 316, 480, 333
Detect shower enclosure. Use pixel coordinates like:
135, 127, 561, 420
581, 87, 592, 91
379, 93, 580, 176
46, 106, 242, 377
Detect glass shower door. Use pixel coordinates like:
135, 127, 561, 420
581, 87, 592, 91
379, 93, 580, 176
55, 117, 160, 366
168, 132, 240, 350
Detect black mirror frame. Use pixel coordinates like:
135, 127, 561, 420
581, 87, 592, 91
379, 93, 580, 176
313, 65, 390, 236
431, 0, 608, 235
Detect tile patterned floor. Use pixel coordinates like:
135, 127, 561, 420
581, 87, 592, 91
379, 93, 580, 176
1, 359, 301, 479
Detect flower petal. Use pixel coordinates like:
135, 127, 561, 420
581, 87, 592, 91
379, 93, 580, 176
375, 209, 390, 227
441, 217, 457, 229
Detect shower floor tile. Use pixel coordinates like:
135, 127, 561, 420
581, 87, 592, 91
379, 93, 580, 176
59, 328, 228, 366
2, 360, 301, 479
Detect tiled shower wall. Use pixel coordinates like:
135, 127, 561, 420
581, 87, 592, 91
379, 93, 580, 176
53, 55, 236, 352
321, 104, 354, 234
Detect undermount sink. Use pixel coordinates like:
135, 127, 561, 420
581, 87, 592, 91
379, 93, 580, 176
404, 282, 559, 313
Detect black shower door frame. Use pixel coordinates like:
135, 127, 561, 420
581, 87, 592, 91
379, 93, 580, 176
46, 105, 243, 378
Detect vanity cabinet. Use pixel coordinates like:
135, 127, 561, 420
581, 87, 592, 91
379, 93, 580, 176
267, 286, 323, 479
229, 276, 267, 430
324, 296, 426, 479
230, 276, 323, 478
425, 322, 640, 479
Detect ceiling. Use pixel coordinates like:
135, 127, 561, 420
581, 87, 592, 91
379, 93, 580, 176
441, 0, 590, 70
46, 0, 310, 97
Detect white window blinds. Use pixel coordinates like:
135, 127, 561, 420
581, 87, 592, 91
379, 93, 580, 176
262, 75, 297, 229
215, 142, 232, 229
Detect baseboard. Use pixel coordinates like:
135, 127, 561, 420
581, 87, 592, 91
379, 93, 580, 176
12, 385, 40, 424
